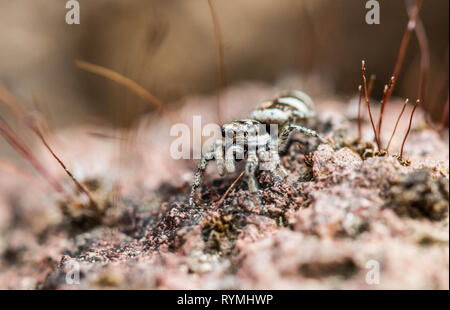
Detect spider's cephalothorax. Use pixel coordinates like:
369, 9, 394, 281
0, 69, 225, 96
189, 90, 327, 207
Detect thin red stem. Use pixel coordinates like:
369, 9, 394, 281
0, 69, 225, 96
414, 17, 429, 108
367, 74, 376, 98
32, 124, 97, 207
377, 77, 395, 148
438, 94, 449, 131
400, 99, 420, 159
383, 0, 423, 113
296, 142, 308, 158
386, 98, 409, 152
207, 0, 226, 124
0, 114, 70, 201
215, 169, 245, 207
0, 84, 95, 206
362, 61, 380, 150
357, 85, 363, 140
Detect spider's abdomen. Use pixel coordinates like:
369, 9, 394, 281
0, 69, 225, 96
251, 90, 316, 125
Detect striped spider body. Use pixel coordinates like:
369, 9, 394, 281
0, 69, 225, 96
189, 90, 326, 207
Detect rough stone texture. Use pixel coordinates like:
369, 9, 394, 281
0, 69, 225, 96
0, 83, 448, 289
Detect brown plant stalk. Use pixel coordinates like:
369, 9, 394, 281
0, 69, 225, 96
377, 77, 395, 148
438, 94, 449, 131
367, 74, 376, 98
357, 85, 363, 140
207, 0, 227, 124
382, 0, 423, 109
0, 114, 70, 201
361, 61, 380, 150
0, 84, 95, 206
400, 99, 420, 159
215, 170, 245, 207
75, 60, 163, 111
386, 98, 409, 152
75, 60, 182, 124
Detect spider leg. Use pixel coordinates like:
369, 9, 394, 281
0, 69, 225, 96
189, 142, 217, 207
256, 147, 270, 170
263, 137, 288, 180
214, 139, 225, 176
245, 149, 259, 193
271, 149, 288, 178
224, 145, 244, 174
279, 124, 327, 153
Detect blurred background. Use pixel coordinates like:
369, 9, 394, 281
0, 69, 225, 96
0, 0, 448, 129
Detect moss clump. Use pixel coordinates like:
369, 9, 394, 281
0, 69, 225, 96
58, 177, 113, 230
388, 170, 449, 221
331, 131, 376, 161
201, 214, 240, 256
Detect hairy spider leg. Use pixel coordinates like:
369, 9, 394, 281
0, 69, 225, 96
190, 141, 221, 207
266, 135, 288, 178
278, 124, 327, 153
214, 139, 225, 176
224, 145, 245, 174
245, 149, 259, 193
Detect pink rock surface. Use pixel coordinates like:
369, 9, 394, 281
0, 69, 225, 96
0, 83, 448, 289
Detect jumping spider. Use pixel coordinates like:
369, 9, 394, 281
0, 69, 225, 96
189, 90, 328, 207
